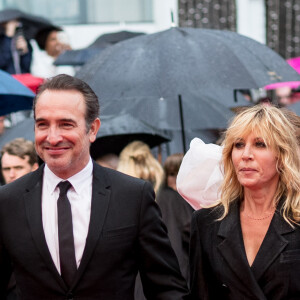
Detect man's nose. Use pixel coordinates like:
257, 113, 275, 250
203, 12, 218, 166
9, 168, 16, 178
46, 127, 63, 144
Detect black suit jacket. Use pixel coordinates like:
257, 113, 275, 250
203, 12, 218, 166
190, 200, 300, 300
0, 162, 189, 300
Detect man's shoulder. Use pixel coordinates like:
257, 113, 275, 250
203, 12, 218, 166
93, 163, 151, 189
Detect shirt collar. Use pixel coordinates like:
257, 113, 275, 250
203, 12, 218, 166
44, 158, 93, 194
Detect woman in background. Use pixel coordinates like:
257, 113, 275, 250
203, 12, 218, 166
117, 141, 164, 193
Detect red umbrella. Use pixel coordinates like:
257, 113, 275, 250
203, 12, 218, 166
12, 73, 44, 93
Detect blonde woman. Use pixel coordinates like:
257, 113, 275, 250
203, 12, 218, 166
117, 141, 164, 193
190, 105, 300, 299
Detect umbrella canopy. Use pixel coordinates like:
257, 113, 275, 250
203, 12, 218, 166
0, 8, 53, 40
76, 27, 300, 97
0, 70, 35, 115
55, 30, 145, 66
12, 73, 44, 93
0, 117, 34, 149
90, 113, 172, 158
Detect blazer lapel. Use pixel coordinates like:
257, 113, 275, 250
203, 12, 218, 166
217, 201, 267, 300
24, 165, 67, 291
250, 208, 294, 281
71, 163, 111, 288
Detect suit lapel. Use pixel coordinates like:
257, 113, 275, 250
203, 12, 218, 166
24, 165, 67, 291
217, 201, 267, 300
71, 162, 111, 288
250, 207, 294, 281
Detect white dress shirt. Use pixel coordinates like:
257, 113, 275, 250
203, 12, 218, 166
42, 158, 93, 273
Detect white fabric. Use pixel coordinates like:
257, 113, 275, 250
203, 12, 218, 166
176, 138, 224, 210
42, 158, 93, 273
30, 39, 75, 78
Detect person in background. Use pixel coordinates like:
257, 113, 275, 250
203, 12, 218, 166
96, 153, 119, 170
31, 25, 75, 78
0, 19, 32, 74
0, 138, 39, 299
0, 75, 189, 299
156, 153, 194, 286
1, 138, 39, 184
117, 140, 165, 300
117, 141, 164, 193
190, 105, 300, 299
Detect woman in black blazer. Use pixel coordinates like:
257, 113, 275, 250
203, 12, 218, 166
190, 105, 300, 299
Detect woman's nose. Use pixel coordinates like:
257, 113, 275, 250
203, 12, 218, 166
241, 144, 253, 160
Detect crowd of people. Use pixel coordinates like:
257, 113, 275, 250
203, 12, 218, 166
0, 8, 300, 300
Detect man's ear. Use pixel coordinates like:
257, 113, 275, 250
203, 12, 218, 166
89, 118, 101, 143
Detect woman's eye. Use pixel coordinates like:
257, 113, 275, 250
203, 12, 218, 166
234, 142, 244, 148
256, 141, 266, 148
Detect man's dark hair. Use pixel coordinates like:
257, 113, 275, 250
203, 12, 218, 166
1, 138, 38, 166
35, 25, 62, 50
34, 74, 100, 130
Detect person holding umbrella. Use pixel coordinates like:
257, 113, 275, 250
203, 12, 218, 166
0, 18, 32, 74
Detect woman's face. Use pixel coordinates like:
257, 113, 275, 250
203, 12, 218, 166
231, 132, 280, 191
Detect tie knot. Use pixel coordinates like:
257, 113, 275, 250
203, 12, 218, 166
58, 181, 72, 196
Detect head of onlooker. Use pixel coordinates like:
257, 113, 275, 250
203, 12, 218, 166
96, 153, 119, 170
1, 138, 39, 184
117, 141, 164, 193
163, 153, 184, 191
275, 86, 292, 106
35, 25, 71, 58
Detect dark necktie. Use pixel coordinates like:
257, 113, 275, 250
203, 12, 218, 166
57, 181, 77, 287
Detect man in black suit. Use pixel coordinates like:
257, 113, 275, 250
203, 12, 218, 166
0, 74, 189, 299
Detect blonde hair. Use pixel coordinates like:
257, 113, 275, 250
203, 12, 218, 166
117, 141, 164, 193
219, 105, 300, 225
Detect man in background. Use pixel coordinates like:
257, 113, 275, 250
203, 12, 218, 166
1, 137, 39, 184
0, 137, 39, 299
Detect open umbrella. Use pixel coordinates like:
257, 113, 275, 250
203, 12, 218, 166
0, 70, 35, 115
90, 113, 172, 158
76, 27, 299, 152
54, 30, 145, 66
0, 8, 53, 40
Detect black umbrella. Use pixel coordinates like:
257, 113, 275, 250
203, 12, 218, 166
90, 113, 172, 158
76, 27, 300, 152
76, 27, 300, 95
54, 30, 145, 66
0, 8, 53, 40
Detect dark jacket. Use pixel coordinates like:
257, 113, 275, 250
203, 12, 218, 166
0, 34, 32, 74
0, 163, 189, 300
190, 200, 300, 300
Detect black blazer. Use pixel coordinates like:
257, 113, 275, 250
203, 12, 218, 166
190, 200, 300, 300
0, 163, 189, 300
